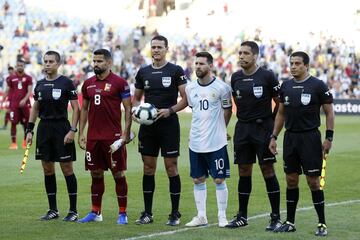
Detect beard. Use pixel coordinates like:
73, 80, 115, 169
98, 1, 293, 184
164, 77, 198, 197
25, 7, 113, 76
196, 70, 208, 79
94, 67, 106, 75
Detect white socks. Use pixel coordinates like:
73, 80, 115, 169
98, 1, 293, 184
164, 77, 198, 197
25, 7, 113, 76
194, 182, 207, 217
216, 182, 228, 218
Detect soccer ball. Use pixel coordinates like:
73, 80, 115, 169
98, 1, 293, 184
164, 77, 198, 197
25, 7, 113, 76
134, 103, 158, 125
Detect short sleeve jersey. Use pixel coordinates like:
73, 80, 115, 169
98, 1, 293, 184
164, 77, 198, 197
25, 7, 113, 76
34, 75, 77, 120
279, 76, 333, 132
186, 78, 232, 152
6, 73, 32, 108
82, 72, 130, 140
231, 67, 280, 121
135, 62, 187, 109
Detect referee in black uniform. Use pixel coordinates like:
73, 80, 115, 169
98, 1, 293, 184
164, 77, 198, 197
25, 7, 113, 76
226, 41, 282, 230
26, 51, 80, 222
269, 51, 334, 236
132, 35, 188, 226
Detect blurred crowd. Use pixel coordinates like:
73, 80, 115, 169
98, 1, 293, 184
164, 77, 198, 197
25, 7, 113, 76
1, 0, 359, 99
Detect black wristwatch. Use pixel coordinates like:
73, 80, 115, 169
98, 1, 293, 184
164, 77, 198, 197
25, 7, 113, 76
70, 127, 78, 133
270, 134, 278, 140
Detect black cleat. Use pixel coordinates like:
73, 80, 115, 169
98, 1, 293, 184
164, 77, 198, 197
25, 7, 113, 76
40, 210, 59, 221
266, 213, 282, 231
315, 223, 327, 237
63, 211, 79, 222
166, 211, 181, 226
135, 211, 153, 225
225, 213, 248, 228
273, 221, 296, 233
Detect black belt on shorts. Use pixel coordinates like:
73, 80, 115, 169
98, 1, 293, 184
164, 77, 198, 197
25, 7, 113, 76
286, 127, 318, 133
237, 117, 271, 124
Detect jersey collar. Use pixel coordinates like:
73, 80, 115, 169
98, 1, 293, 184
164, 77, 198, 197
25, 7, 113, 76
292, 74, 311, 83
197, 77, 216, 87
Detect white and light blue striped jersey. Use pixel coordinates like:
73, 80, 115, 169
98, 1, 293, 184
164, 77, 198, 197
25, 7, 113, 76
185, 78, 232, 153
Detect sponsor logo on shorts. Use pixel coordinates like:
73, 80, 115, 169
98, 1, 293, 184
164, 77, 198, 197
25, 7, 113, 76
167, 150, 178, 154
60, 155, 71, 159
307, 169, 320, 173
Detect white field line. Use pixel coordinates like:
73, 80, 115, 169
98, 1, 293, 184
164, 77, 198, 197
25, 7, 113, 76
123, 199, 360, 240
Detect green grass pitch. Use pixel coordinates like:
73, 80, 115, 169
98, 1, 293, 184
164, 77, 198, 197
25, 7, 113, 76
0, 113, 359, 240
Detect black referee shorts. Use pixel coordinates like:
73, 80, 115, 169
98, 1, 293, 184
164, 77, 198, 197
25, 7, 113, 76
233, 118, 276, 165
138, 114, 180, 158
35, 119, 76, 162
283, 129, 322, 176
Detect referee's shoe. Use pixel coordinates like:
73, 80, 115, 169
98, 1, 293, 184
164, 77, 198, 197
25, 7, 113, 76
273, 221, 296, 233
315, 223, 327, 236
225, 213, 248, 228
63, 211, 78, 222
40, 210, 59, 221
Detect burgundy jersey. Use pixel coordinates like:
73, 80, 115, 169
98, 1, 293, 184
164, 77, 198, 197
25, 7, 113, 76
6, 73, 32, 108
82, 72, 130, 140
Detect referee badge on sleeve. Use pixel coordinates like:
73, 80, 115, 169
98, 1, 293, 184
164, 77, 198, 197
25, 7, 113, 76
52, 89, 62, 100
301, 93, 311, 105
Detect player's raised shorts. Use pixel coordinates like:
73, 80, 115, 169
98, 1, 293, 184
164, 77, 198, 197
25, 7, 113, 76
36, 119, 76, 162
189, 145, 230, 179
233, 118, 276, 165
283, 129, 322, 176
10, 106, 30, 125
85, 140, 127, 172
138, 114, 180, 158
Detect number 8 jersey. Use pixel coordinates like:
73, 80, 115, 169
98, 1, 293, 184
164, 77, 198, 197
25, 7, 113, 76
185, 78, 232, 152
81, 72, 130, 140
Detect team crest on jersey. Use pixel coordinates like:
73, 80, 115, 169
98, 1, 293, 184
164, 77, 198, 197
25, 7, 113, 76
52, 89, 62, 100
17, 81, 23, 89
253, 86, 263, 98
301, 93, 311, 105
104, 83, 111, 91
162, 77, 171, 87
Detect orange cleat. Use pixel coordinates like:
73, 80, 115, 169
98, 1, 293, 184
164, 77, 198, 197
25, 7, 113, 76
22, 140, 27, 149
9, 143, 18, 150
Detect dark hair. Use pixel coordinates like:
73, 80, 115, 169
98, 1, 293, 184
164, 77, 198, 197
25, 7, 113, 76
290, 51, 310, 65
17, 58, 26, 64
93, 48, 112, 60
240, 41, 259, 55
151, 35, 168, 48
195, 51, 213, 64
44, 50, 61, 63
8, 66, 14, 71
